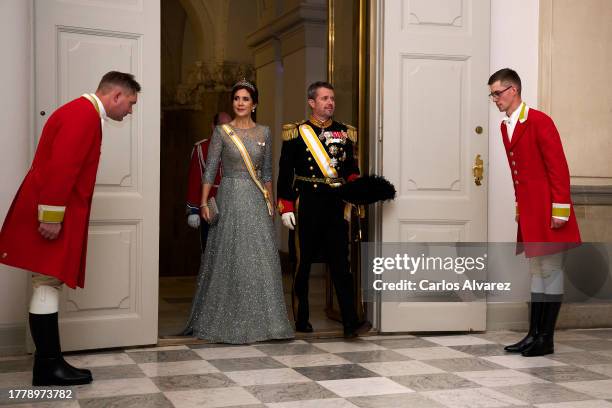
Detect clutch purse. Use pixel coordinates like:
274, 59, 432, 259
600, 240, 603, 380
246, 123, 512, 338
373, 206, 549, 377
207, 197, 219, 225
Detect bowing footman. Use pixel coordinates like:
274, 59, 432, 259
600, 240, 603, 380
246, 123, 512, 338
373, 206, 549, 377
0, 71, 140, 385
488, 68, 581, 357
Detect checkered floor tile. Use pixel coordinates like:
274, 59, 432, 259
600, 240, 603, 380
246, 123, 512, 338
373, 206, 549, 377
2, 330, 612, 407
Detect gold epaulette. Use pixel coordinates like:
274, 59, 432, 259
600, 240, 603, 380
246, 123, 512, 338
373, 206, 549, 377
343, 123, 358, 143
282, 122, 302, 141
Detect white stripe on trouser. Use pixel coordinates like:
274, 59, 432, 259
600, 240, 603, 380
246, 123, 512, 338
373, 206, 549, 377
529, 253, 564, 295
30, 273, 63, 314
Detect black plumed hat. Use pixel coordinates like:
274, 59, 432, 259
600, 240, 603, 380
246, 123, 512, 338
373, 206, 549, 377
336, 174, 396, 205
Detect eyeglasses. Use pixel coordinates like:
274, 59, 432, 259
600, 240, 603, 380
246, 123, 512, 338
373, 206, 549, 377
488, 86, 512, 101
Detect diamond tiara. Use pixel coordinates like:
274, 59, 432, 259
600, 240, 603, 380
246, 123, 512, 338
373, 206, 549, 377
232, 78, 256, 92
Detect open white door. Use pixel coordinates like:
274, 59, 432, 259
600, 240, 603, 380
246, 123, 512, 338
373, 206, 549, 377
35, 0, 160, 350
380, 0, 490, 332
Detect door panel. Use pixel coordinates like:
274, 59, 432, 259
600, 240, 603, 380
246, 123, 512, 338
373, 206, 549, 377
35, 0, 159, 350
381, 0, 490, 332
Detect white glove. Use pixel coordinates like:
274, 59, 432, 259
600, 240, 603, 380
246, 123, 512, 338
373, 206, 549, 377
281, 212, 296, 230
187, 214, 200, 229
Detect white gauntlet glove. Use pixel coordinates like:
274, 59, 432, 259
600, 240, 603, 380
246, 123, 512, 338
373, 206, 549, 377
281, 212, 296, 230
187, 214, 200, 229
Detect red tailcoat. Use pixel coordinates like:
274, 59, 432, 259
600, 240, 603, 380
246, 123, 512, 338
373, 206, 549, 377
502, 107, 581, 257
0, 96, 102, 288
185, 138, 222, 214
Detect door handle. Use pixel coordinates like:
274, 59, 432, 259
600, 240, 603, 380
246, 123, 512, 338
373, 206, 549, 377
473, 154, 483, 186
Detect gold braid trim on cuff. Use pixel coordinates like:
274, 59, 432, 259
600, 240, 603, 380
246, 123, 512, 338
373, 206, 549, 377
551, 207, 571, 218
38, 205, 65, 223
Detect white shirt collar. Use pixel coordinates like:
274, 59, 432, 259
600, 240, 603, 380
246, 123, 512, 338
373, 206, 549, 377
504, 101, 528, 125
90, 93, 108, 121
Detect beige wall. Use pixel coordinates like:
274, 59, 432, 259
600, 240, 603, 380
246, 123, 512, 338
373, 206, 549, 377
576, 206, 612, 242
539, 0, 612, 276
539, 0, 612, 186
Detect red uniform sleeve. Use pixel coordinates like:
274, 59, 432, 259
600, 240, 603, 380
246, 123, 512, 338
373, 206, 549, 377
347, 174, 359, 183
277, 198, 295, 214
535, 115, 571, 204
38, 113, 98, 207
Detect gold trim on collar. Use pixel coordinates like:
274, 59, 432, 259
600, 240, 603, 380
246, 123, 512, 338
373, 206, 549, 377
309, 115, 332, 129
81, 93, 101, 116
518, 102, 527, 123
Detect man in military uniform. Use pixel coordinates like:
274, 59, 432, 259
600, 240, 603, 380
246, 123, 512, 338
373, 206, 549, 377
277, 81, 370, 338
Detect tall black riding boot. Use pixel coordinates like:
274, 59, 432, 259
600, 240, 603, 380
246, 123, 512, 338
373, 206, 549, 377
522, 297, 562, 357
30, 313, 93, 386
504, 293, 544, 353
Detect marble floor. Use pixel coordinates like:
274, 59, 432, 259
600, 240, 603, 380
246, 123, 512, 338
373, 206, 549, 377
3, 329, 612, 407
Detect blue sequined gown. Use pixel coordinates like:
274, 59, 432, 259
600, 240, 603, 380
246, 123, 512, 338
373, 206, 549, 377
183, 124, 294, 344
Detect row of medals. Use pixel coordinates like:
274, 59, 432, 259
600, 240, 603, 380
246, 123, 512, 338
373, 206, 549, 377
318, 129, 348, 169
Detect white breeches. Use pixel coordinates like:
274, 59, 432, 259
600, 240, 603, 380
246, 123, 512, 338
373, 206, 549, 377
30, 274, 63, 314
529, 253, 564, 295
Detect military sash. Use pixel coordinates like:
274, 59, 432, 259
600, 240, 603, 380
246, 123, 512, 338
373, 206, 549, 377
298, 124, 339, 179
221, 124, 273, 216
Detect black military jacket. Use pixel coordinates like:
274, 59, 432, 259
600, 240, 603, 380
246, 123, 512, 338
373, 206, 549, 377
277, 118, 359, 209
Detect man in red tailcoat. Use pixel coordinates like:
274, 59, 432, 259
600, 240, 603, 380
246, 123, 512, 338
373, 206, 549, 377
489, 68, 581, 357
0, 71, 140, 385
186, 112, 230, 252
